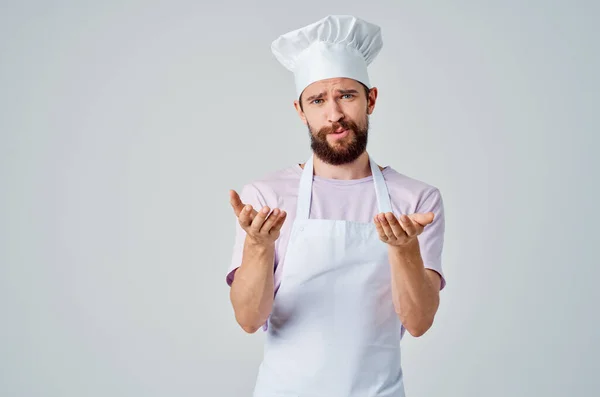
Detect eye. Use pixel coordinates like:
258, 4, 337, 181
342, 94, 354, 99
311, 99, 323, 104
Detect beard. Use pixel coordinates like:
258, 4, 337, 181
308, 115, 369, 166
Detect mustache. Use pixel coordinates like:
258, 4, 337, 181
319, 120, 356, 136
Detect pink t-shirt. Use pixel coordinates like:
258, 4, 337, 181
227, 162, 447, 294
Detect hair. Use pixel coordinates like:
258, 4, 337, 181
298, 81, 371, 112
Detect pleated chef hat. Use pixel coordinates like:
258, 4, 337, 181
271, 15, 383, 98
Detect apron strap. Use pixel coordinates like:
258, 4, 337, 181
296, 153, 392, 220
370, 156, 393, 214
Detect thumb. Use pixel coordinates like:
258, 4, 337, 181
409, 212, 435, 226
229, 190, 245, 216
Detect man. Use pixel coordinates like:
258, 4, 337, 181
226, 15, 446, 397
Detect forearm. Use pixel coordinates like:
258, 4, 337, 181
230, 237, 275, 333
389, 239, 439, 337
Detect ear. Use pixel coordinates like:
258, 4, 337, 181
294, 100, 308, 125
367, 87, 378, 115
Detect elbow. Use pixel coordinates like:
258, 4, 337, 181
240, 324, 260, 334
401, 316, 434, 338
234, 312, 264, 334
406, 324, 429, 338
235, 316, 261, 334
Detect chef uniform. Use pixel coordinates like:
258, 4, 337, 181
249, 15, 407, 397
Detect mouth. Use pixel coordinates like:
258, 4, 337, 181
329, 128, 350, 139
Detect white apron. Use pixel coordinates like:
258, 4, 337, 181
252, 154, 405, 397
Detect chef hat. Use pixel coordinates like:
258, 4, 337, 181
271, 15, 383, 99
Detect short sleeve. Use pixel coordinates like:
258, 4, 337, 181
226, 183, 267, 287
416, 188, 446, 290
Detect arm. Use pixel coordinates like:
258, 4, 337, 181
230, 238, 276, 333
228, 189, 287, 334
388, 241, 442, 337
374, 188, 446, 337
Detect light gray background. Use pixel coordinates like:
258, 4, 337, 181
1, 1, 598, 396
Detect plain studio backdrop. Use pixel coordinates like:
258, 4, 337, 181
1, 0, 598, 396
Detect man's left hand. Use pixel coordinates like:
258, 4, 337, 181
373, 212, 434, 247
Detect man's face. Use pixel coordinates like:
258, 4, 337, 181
294, 78, 377, 166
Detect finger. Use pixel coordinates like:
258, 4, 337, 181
407, 214, 427, 234
399, 214, 419, 237
246, 206, 259, 222
373, 215, 388, 240
229, 190, 245, 217
260, 208, 281, 233
270, 210, 288, 232
385, 212, 405, 237
238, 204, 254, 228
377, 213, 395, 239
250, 206, 270, 233
409, 212, 435, 227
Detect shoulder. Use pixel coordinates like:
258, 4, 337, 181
382, 167, 443, 212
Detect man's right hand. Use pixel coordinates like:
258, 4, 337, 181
229, 189, 287, 245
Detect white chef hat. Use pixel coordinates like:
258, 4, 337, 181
271, 15, 383, 99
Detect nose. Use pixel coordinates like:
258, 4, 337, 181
326, 100, 344, 123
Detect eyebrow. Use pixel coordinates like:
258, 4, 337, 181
304, 89, 360, 103
304, 92, 324, 103
337, 89, 360, 95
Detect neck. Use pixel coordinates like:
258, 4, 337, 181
303, 151, 376, 180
